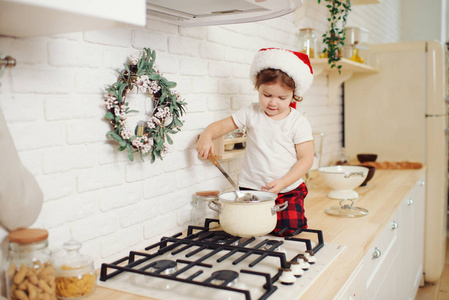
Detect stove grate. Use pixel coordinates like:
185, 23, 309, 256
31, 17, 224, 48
99, 218, 324, 300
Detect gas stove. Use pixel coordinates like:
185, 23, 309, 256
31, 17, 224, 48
98, 219, 345, 300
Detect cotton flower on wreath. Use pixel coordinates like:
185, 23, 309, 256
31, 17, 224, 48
104, 48, 187, 162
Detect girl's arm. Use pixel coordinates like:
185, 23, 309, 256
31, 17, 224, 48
262, 140, 314, 194
196, 116, 238, 159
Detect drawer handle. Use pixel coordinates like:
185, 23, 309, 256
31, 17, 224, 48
391, 221, 398, 230
407, 199, 414, 206
418, 180, 425, 186
372, 247, 381, 259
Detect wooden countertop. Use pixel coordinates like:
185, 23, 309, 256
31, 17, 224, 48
87, 169, 426, 300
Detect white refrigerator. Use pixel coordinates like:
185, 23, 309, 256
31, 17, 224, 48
344, 40, 448, 283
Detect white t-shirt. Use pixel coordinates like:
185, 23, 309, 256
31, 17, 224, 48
232, 103, 313, 193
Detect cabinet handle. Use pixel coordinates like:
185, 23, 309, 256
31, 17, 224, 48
372, 247, 381, 259
407, 198, 414, 206
391, 221, 399, 230
418, 180, 425, 186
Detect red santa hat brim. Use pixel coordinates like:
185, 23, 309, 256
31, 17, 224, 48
250, 48, 314, 97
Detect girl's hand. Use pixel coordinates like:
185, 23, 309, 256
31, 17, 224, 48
196, 117, 239, 160
261, 180, 285, 195
196, 134, 214, 160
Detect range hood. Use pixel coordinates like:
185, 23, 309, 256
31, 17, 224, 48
146, 0, 303, 27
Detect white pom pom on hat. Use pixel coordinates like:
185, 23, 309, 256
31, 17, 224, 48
249, 48, 314, 97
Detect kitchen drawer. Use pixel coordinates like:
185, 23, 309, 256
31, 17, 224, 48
363, 210, 401, 296
367, 247, 400, 300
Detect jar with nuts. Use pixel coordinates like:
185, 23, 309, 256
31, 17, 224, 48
6, 228, 57, 300
52, 240, 96, 300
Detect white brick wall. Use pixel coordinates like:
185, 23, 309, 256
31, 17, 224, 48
0, 0, 401, 266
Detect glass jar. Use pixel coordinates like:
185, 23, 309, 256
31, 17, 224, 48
192, 191, 219, 226
6, 228, 57, 300
53, 240, 96, 300
298, 28, 317, 59
343, 27, 369, 63
349, 42, 364, 63
335, 147, 349, 165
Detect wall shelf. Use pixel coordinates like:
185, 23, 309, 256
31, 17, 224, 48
213, 136, 246, 160
310, 58, 378, 105
352, 0, 381, 4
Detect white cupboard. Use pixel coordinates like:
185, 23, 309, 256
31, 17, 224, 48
335, 176, 425, 299
0, 0, 146, 37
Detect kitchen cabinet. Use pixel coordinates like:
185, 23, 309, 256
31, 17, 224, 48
398, 179, 425, 299
335, 176, 425, 300
0, 0, 146, 37
310, 58, 378, 105
212, 135, 246, 160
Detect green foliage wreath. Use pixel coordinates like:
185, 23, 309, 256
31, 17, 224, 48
104, 48, 187, 162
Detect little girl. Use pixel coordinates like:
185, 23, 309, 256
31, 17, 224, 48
196, 48, 314, 236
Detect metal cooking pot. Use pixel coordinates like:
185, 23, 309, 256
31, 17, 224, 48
208, 191, 288, 237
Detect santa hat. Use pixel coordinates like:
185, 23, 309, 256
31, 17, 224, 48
249, 48, 314, 98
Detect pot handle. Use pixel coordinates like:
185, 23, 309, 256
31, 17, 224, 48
271, 201, 288, 215
208, 199, 221, 213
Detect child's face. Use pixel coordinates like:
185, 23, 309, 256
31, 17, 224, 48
258, 81, 294, 120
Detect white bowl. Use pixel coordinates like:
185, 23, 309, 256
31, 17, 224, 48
318, 166, 369, 199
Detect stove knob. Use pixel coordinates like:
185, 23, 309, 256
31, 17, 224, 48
304, 251, 316, 264
279, 268, 296, 285
290, 262, 304, 277
299, 258, 310, 270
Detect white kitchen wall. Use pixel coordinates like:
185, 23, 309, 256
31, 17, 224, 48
400, 0, 447, 43
0, 0, 400, 266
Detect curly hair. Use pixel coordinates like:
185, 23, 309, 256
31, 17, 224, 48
254, 69, 303, 102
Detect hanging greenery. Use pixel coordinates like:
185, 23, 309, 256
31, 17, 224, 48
318, 0, 351, 72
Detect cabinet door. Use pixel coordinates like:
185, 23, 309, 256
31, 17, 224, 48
0, 0, 146, 37
370, 249, 400, 300
363, 209, 401, 300
335, 177, 426, 299
398, 178, 425, 299
334, 262, 365, 300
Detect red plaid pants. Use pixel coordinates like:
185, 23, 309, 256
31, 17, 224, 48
272, 182, 308, 236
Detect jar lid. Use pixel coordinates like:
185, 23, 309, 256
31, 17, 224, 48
54, 240, 94, 276
196, 190, 220, 201
196, 190, 220, 197
299, 28, 315, 33
8, 228, 48, 244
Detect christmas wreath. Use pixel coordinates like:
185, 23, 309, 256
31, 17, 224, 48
104, 48, 187, 162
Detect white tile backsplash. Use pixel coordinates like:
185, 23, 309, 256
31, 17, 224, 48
0, 0, 401, 265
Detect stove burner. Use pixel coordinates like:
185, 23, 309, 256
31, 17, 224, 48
148, 260, 178, 275
200, 231, 238, 245
262, 240, 285, 252
204, 270, 239, 287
